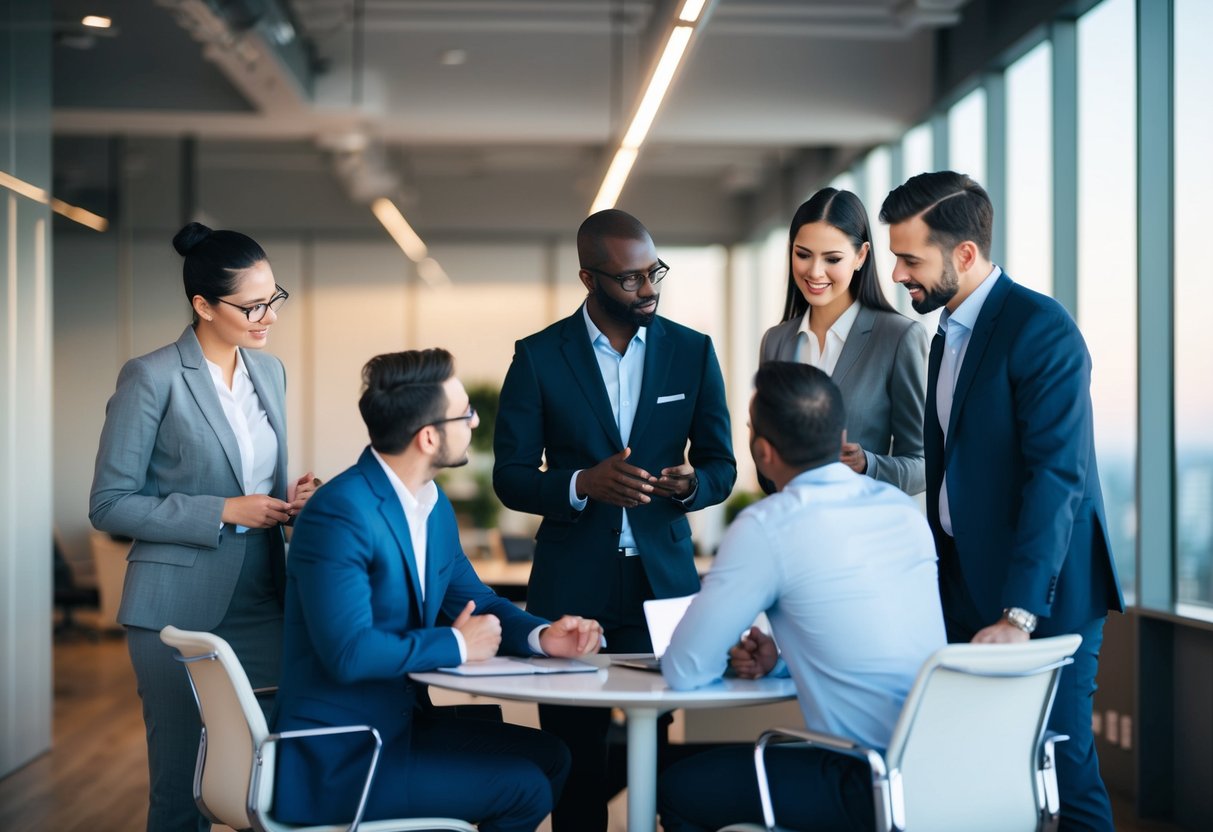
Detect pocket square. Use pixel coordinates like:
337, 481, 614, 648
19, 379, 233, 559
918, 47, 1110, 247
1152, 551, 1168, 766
656, 394, 686, 404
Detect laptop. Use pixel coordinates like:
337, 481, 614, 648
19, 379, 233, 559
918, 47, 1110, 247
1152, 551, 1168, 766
613, 593, 697, 672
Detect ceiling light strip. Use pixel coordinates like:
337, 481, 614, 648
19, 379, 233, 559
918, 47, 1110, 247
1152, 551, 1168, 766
370, 197, 450, 286
590, 1, 713, 213
0, 169, 109, 231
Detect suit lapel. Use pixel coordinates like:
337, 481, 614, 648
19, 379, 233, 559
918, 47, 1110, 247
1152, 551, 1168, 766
830, 305, 874, 387
945, 274, 1013, 459
358, 449, 425, 616
242, 350, 288, 499
560, 310, 624, 447
422, 505, 448, 626
176, 327, 244, 490
630, 316, 672, 441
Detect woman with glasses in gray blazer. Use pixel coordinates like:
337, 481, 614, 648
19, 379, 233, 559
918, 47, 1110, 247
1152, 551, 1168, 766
759, 188, 927, 494
90, 223, 318, 832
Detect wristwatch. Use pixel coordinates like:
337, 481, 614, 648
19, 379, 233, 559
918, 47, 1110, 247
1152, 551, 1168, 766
1003, 607, 1038, 634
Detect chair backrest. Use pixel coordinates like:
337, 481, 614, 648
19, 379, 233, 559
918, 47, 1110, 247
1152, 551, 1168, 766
160, 625, 274, 830
884, 634, 1081, 832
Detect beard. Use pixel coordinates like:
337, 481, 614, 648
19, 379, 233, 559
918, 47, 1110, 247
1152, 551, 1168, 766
594, 280, 659, 327
908, 258, 960, 314
435, 429, 470, 470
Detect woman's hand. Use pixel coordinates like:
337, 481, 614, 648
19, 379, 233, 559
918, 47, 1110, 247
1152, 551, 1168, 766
840, 441, 868, 474
286, 471, 322, 518
222, 494, 292, 528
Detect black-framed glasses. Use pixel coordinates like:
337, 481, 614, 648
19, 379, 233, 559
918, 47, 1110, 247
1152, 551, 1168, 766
584, 259, 670, 292
215, 285, 289, 322
429, 405, 477, 430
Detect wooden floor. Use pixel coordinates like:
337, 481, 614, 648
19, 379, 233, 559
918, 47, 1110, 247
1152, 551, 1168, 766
0, 636, 1190, 832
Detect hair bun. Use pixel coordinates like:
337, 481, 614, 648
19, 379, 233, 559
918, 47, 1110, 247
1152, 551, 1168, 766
172, 222, 214, 256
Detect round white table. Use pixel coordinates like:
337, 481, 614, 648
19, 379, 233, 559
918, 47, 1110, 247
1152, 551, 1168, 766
411, 655, 796, 832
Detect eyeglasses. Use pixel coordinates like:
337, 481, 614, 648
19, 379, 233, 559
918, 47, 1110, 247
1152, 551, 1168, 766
584, 259, 670, 292
429, 404, 477, 429
215, 285, 290, 322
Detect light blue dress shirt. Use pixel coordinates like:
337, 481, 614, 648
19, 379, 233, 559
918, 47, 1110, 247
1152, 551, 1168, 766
662, 463, 947, 751
936, 265, 1001, 536
569, 303, 648, 550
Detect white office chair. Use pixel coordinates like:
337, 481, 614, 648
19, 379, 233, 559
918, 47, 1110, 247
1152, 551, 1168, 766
160, 626, 476, 832
720, 634, 1082, 832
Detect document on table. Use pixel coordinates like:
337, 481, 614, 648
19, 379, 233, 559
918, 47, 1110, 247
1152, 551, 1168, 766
436, 657, 599, 676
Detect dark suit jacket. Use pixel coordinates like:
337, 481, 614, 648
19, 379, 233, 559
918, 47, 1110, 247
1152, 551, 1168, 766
274, 447, 549, 822
760, 305, 927, 494
493, 308, 736, 621
90, 325, 288, 632
926, 272, 1124, 635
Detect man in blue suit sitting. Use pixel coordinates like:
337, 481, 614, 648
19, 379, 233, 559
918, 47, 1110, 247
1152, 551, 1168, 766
274, 348, 603, 832
881, 171, 1124, 831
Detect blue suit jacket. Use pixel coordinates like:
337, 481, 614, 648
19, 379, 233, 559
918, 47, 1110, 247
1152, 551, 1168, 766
926, 272, 1123, 635
273, 447, 549, 823
493, 308, 736, 621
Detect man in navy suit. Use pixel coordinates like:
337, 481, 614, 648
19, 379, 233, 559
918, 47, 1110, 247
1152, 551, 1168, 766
881, 171, 1124, 831
274, 349, 603, 832
494, 209, 736, 830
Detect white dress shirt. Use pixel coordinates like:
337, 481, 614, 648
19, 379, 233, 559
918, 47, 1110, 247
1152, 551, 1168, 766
371, 450, 550, 660
662, 463, 946, 751
206, 352, 278, 533
936, 266, 1001, 536
795, 300, 861, 376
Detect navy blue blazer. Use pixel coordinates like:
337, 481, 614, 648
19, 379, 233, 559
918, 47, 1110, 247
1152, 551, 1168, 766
926, 272, 1124, 635
493, 308, 736, 621
273, 447, 549, 823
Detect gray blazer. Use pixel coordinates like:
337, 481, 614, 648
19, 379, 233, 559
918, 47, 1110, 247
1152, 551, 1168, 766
90, 325, 288, 631
760, 305, 927, 494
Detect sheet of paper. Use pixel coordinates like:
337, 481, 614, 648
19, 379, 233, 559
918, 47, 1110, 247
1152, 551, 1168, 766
436, 656, 599, 676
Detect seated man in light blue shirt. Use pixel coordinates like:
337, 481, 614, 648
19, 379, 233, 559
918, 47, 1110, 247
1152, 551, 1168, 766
659, 362, 946, 832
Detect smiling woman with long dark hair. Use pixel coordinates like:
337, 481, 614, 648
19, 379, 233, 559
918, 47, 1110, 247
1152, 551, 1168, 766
759, 187, 927, 494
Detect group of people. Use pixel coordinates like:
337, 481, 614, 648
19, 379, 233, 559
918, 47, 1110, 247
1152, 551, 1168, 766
90, 169, 1123, 832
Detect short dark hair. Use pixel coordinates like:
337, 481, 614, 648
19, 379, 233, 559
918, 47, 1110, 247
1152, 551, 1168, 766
879, 171, 993, 259
172, 221, 268, 306
358, 349, 455, 454
577, 209, 653, 269
751, 362, 845, 469
781, 187, 895, 323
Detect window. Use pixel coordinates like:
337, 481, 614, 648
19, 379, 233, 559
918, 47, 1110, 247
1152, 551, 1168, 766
1005, 41, 1053, 295
1174, 0, 1213, 609
1077, 0, 1137, 602
948, 87, 987, 184
902, 122, 933, 180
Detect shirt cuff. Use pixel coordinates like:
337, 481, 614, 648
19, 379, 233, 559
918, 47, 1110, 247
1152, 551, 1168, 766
677, 480, 699, 507
863, 450, 877, 478
528, 625, 548, 655
451, 628, 468, 664
569, 470, 588, 511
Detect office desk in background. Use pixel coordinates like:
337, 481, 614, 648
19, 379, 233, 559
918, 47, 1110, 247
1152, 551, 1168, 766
412, 655, 796, 832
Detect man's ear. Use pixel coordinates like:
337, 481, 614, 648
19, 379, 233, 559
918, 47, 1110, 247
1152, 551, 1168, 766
952, 240, 979, 274
752, 435, 777, 469
414, 424, 438, 457
578, 269, 595, 295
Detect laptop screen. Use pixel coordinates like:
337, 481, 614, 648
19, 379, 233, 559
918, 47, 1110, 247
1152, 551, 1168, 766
642, 593, 697, 658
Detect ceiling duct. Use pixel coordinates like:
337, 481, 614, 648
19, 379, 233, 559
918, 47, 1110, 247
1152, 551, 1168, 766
156, 0, 314, 114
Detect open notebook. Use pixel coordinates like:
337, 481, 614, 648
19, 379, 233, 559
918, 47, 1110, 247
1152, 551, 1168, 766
612, 593, 697, 672
436, 656, 598, 676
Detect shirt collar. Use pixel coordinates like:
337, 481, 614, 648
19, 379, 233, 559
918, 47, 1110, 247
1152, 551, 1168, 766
370, 448, 439, 515
797, 300, 861, 343
943, 265, 1001, 333
204, 350, 251, 387
786, 462, 855, 489
582, 301, 648, 351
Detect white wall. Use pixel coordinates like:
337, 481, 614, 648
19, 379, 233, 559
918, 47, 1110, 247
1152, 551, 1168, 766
1, 0, 53, 779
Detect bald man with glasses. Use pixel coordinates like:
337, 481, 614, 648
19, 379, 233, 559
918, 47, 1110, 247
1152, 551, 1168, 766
493, 209, 737, 831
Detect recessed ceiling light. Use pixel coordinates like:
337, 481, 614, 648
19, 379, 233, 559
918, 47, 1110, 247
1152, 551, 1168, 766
439, 48, 467, 66
81, 15, 112, 29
